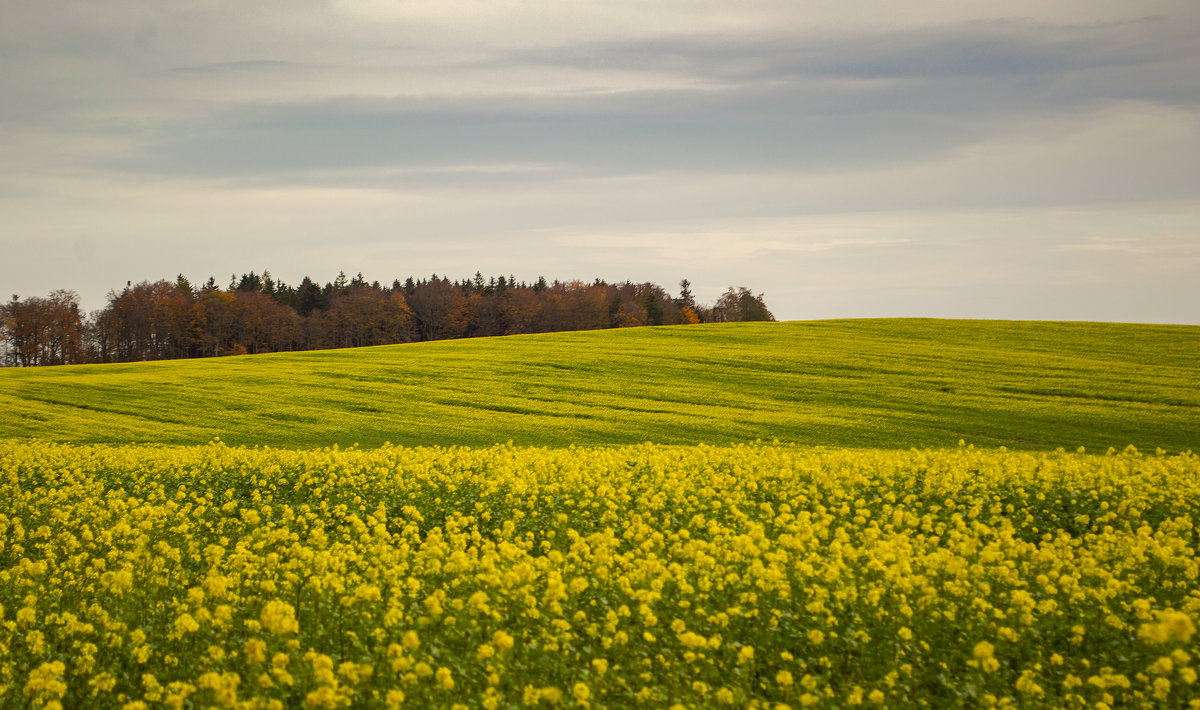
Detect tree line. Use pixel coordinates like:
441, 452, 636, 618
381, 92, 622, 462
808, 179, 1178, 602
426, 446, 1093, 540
1, 272, 774, 366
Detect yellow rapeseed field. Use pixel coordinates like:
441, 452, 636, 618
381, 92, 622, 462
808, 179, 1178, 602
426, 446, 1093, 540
2, 440, 1198, 709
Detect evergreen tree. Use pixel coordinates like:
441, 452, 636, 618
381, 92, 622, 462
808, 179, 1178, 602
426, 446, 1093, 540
676, 279, 695, 310
235, 272, 263, 293
296, 277, 325, 316
642, 289, 664, 326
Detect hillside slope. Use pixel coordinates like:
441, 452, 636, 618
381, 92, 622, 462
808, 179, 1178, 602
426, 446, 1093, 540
1, 319, 1196, 450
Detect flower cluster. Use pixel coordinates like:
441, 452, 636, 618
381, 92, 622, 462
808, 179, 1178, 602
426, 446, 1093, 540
1, 440, 1199, 708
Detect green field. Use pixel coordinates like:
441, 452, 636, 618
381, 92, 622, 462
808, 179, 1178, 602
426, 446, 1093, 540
1, 319, 1197, 451
4, 320, 1200, 709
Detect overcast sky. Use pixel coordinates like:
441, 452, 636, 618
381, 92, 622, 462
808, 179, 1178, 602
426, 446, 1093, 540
3, 1, 1199, 323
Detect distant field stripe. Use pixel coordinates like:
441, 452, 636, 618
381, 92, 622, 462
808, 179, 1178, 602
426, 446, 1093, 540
1, 319, 1197, 450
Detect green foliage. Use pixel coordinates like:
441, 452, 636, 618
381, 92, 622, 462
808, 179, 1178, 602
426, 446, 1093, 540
0, 319, 1197, 451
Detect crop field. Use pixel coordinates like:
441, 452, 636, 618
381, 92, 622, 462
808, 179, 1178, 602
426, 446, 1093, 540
1, 320, 1198, 452
3, 441, 1199, 709
2, 320, 1199, 709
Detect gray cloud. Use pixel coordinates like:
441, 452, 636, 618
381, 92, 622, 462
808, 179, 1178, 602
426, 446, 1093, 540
29, 12, 1184, 195
521, 18, 1176, 78
1, 1, 1198, 322
172, 60, 296, 74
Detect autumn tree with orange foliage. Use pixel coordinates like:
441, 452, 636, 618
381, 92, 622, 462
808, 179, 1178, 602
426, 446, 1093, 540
2, 272, 772, 366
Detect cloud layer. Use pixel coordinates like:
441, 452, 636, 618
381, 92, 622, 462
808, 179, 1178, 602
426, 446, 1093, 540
2, 0, 1198, 322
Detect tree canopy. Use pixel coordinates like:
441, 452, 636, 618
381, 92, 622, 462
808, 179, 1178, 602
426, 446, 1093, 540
2, 273, 774, 366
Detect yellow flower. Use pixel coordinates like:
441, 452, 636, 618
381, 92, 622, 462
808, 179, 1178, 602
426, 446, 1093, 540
244, 639, 267, 664
304, 686, 342, 709
1015, 671, 1043, 695
107, 569, 134, 595
572, 682, 591, 702
385, 689, 405, 709
1153, 677, 1171, 700
1163, 611, 1196, 642
339, 661, 372, 685
260, 600, 299, 635
25, 629, 45, 655
468, 590, 489, 612
197, 671, 241, 707
173, 613, 199, 635
25, 661, 68, 700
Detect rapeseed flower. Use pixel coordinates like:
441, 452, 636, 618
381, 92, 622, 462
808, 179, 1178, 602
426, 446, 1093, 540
260, 600, 299, 635
3, 441, 1200, 710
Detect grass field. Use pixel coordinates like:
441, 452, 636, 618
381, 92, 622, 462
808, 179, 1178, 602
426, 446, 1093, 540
1, 319, 1197, 451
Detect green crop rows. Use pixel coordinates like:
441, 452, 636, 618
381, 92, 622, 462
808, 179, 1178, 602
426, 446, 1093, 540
1, 319, 1196, 451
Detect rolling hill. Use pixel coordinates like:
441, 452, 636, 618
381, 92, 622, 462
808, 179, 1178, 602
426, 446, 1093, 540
1, 319, 1196, 450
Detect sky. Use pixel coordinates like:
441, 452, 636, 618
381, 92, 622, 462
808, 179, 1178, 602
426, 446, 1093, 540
2, 1, 1199, 324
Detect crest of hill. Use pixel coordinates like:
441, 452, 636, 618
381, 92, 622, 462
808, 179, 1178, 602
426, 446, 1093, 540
0, 319, 1196, 451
